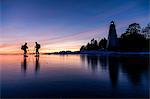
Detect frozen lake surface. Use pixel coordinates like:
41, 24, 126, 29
1, 54, 149, 98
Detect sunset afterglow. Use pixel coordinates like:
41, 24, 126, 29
0, 0, 149, 54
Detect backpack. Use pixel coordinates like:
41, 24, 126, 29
21, 45, 24, 50
37, 44, 41, 49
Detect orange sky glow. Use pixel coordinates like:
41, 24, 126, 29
1, 0, 148, 54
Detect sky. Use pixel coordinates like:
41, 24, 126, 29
0, 0, 149, 54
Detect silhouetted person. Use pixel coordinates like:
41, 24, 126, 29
35, 42, 40, 56
35, 56, 40, 73
21, 42, 28, 56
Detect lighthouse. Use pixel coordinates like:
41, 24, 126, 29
107, 21, 118, 50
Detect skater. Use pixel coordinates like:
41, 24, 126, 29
21, 42, 28, 57
35, 42, 40, 56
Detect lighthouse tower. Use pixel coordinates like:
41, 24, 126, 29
107, 21, 118, 50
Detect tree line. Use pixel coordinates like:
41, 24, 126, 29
80, 23, 150, 52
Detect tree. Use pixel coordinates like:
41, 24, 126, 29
86, 43, 91, 51
119, 23, 148, 51
80, 39, 99, 51
126, 23, 141, 34
99, 38, 107, 49
91, 38, 95, 44
93, 40, 99, 50
141, 23, 150, 39
80, 45, 85, 51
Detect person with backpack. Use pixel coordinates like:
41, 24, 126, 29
35, 42, 40, 56
21, 42, 28, 56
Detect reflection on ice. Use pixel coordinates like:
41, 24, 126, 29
1, 54, 149, 98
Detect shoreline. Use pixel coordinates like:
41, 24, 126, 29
0, 51, 149, 55
80, 51, 150, 55
44, 51, 150, 56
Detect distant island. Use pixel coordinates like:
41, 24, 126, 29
44, 21, 150, 55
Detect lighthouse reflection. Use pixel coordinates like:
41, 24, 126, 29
80, 55, 148, 87
108, 57, 119, 87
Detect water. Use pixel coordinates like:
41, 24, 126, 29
1, 54, 149, 98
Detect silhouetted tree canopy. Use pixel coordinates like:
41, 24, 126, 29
119, 33, 148, 51
119, 23, 149, 51
80, 38, 106, 51
99, 38, 107, 49
141, 23, 150, 39
80, 45, 86, 51
125, 23, 141, 34
86, 43, 91, 51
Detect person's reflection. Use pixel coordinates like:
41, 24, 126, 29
107, 57, 119, 88
35, 56, 40, 73
21, 56, 27, 74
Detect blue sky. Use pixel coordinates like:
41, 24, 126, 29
0, 0, 149, 53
